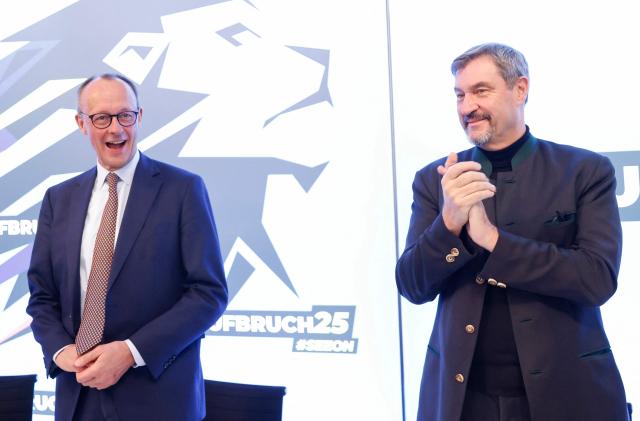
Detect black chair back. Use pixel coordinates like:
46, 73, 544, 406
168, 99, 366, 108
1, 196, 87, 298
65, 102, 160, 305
0, 374, 37, 421
204, 379, 286, 421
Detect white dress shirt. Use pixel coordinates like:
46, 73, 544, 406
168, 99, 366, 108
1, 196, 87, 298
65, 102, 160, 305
54, 150, 145, 367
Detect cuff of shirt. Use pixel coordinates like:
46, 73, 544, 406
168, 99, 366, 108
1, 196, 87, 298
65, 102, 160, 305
125, 339, 146, 367
53, 344, 74, 364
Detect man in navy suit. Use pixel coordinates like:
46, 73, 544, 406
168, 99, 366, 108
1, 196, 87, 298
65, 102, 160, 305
396, 44, 629, 420
27, 73, 228, 421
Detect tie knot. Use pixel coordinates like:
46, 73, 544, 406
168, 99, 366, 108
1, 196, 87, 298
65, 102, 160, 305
106, 172, 119, 189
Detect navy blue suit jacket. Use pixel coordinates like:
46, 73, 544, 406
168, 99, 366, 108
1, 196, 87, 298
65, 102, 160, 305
396, 133, 629, 420
27, 153, 228, 421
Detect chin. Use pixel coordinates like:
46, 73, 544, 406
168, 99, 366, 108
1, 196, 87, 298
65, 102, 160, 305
469, 136, 491, 146
467, 129, 493, 147
101, 156, 130, 171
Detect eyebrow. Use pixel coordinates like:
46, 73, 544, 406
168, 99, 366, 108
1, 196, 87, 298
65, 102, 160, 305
454, 81, 493, 93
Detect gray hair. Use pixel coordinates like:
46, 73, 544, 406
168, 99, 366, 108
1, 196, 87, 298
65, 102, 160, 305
451, 43, 529, 88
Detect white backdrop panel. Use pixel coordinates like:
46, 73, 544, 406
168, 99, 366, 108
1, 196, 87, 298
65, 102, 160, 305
389, 0, 640, 419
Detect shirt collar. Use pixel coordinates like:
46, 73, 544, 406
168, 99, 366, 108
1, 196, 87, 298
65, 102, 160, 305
471, 126, 538, 177
95, 149, 140, 188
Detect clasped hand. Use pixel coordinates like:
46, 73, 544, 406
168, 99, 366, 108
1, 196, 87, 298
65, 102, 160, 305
55, 341, 134, 390
437, 152, 499, 251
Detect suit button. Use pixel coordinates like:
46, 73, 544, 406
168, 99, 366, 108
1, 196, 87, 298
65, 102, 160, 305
455, 373, 464, 383
450, 248, 460, 257
497, 282, 507, 288
475, 276, 485, 285
446, 254, 455, 263
488, 278, 498, 286
465, 324, 475, 334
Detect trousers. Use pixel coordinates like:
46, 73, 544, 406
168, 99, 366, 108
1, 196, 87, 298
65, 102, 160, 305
460, 389, 531, 421
72, 387, 118, 421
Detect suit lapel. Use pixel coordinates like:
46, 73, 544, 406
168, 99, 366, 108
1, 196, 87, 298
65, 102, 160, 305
108, 154, 162, 289
66, 168, 96, 331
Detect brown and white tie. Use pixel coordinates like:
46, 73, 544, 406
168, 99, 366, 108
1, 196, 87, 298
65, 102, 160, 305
76, 172, 119, 355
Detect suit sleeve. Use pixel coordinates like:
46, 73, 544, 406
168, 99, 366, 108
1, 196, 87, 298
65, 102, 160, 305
26, 188, 75, 378
396, 165, 480, 304
128, 176, 228, 379
479, 155, 622, 306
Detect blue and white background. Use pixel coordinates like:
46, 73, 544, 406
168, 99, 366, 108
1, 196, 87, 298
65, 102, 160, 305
0, 1, 638, 420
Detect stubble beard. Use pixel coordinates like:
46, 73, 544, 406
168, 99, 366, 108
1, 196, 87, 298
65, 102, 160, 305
467, 126, 493, 147
462, 111, 493, 147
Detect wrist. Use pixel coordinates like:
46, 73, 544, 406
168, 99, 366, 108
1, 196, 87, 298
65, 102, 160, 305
442, 213, 463, 236
482, 226, 499, 252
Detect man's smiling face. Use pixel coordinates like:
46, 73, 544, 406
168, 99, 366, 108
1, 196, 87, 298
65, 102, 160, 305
454, 55, 527, 150
76, 77, 142, 170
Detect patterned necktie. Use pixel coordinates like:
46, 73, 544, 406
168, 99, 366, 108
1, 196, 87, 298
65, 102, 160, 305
76, 172, 119, 355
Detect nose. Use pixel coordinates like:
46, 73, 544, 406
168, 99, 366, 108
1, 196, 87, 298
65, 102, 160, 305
107, 116, 125, 134
458, 95, 478, 117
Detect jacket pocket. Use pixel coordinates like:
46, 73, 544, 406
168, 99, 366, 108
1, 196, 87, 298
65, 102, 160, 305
543, 210, 576, 226
578, 346, 612, 359
541, 211, 577, 246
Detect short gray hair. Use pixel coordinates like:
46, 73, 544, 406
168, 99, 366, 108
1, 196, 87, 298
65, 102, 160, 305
451, 43, 529, 88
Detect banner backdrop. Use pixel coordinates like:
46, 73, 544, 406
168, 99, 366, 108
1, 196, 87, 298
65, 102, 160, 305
389, 0, 640, 419
1, 1, 639, 420
0, 1, 401, 419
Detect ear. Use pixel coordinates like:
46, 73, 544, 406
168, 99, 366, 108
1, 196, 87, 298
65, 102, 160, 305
514, 76, 529, 105
75, 113, 88, 135
137, 107, 143, 126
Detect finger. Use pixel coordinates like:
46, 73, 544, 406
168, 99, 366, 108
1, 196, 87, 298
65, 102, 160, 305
76, 362, 94, 380
449, 170, 492, 188
76, 371, 90, 385
443, 172, 492, 196
78, 372, 100, 388
75, 353, 91, 368
441, 161, 483, 180
444, 152, 458, 168
437, 152, 460, 176
458, 181, 497, 196
75, 360, 101, 384
96, 379, 116, 391
461, 189, 496, 205
450, 184, 495, 205
75, 346, 102, 368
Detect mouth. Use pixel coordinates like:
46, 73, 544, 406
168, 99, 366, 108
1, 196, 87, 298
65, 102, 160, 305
105, 139, 127, 150
464, 113, 490, 129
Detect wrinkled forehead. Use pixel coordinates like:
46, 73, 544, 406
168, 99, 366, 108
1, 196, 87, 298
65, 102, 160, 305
454, 56, 504, 89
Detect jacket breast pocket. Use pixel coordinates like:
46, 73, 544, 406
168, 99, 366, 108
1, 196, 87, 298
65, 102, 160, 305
541, 211, 577, 246
579, 346, 612, 360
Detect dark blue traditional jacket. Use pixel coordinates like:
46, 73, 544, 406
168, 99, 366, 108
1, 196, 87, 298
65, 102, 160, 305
396, 131, 629, 421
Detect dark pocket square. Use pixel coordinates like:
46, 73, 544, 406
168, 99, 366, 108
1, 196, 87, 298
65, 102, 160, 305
544, 210, 576, 226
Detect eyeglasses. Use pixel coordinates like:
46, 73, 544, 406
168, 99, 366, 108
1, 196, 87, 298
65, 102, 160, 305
78, 110, 139, 129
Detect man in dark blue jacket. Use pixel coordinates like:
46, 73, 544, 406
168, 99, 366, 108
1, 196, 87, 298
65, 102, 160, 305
396, 43, 629, 421
27, 74, 228, 421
